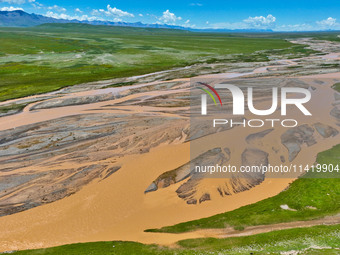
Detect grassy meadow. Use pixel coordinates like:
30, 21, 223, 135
0, 23, 310, 102
10, 224, 340, 254
332, 82, 340, 92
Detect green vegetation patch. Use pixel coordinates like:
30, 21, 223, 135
0, 103, 26, 113
11, 224, 340, 255
332, 82, 340, 92
0, 23, 304, 102
146, 144, 340, 233
178, 224, 340, 254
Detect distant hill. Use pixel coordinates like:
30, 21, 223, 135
33, 23, 191, 35
0, 10, 73, 27
0, 10, 276, 32
0, 10, 190, 30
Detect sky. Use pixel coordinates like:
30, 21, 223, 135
1, 0, 340, 31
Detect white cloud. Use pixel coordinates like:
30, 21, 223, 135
277, 17, 339, 31
45, 11, 74, 20
244, 14, 276, 28
107, 4, 133, 17
190, 3, 202, 6
0, 0, 34, 4
92, 5, 134, 18
203, 14, 276, 30
138, 13, 143, 17
207, 16, 340, 31
208, 21, 246, 29
45, 11, 100, 21
47, 5, 66, 12
182, 19, 196, 28
276, 23, 314, 32
159, 10, 182, 25
0, 6, 23, 11
31, 1, 43, 9
75, 8, 82, 13
206, 15, 276, 30
316, 17, 337, 27
0, 0, 25, 4
276, 20, 340, 31
146, 13, 158, 19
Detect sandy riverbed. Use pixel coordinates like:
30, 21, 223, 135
0, 42, 339, 252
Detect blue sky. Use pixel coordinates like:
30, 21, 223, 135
1, 0, 340, 31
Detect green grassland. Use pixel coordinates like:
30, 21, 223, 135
146, 144, 340, 233
222, 30, 340, 42
10, 224, 340, 254
0, 23, 311, 102
332, 82, 340, 92
0, 103, 26, 113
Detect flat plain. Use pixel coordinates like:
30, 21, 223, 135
0, 23, 312, 102
0, 24, 339, 255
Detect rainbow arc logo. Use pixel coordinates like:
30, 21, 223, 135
197, 82, 223, 107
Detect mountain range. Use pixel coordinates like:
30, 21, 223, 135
0, 10, 273, 32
